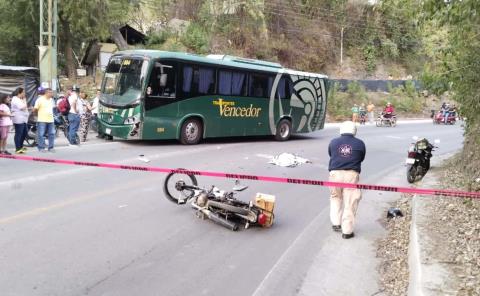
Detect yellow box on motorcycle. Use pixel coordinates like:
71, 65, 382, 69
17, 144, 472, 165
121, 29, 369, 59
255, 193, 275, 227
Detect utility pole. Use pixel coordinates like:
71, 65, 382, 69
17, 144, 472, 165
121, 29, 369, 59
39, 0, 58, 92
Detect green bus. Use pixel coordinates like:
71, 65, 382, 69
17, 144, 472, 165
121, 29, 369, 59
98, 50, 328, 144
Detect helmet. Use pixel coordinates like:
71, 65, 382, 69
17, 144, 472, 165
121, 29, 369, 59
72, 85, 80, 92
387, 207, 403, 219
387, 102, 392, 106
37, 86, 45, 95
340, 121, 357, 135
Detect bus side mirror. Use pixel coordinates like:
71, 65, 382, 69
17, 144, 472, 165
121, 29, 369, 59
159, 74, 167, 87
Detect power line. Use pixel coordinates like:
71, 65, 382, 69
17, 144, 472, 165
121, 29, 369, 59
199, 15, 422, 47
135, 1, 422, 46
264, 2, 418, 32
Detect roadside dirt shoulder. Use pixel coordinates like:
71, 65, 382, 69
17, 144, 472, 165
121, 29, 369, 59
376, 195, 412, 296
376, 156, 480, 295
420, 158, 480, 295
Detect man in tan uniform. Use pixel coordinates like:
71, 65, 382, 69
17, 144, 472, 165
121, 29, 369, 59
328, 121, 366, 239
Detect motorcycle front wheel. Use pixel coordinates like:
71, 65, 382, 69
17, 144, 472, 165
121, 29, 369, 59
407, 164, 417, 183
24, 136, 36, 147
163, 170, 198, 204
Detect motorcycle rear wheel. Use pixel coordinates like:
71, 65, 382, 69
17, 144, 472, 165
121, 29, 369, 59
407, 165, 417, 183
163, 170, 198, 204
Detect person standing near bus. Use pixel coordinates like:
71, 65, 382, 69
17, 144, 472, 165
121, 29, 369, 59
78, 91, 92, 142
91, 89, 100, 133
33, 88, 56, 152
328, 121, 366, 239
67, 85, 82, 145
10, 87, 29, 153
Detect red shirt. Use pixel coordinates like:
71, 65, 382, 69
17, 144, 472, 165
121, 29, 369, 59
384, 106, 394, 113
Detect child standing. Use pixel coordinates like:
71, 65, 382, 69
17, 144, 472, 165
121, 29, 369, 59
0, 94, 14, 155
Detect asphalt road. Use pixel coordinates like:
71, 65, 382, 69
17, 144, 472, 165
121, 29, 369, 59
0, 121, 464, 296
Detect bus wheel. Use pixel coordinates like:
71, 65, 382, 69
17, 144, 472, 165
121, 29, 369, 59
275, 119, 292, 141
180, 118, 203, 145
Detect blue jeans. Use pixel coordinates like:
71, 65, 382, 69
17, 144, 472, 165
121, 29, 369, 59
14, 123, 27, 150
68, 113, 80, 144
443, 111, 449, 123
37, 122, 55, 150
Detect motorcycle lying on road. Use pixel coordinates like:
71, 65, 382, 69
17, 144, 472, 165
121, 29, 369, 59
406, 137, 439, 183
163, 170, 275, 231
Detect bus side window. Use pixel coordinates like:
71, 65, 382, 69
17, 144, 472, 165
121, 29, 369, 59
147, 62, 176, 98
278, 76, 294, 99
249, 73, 273, 98
182, 65, 193, 97
198, 67, 215, 95
218, 70, 246, 96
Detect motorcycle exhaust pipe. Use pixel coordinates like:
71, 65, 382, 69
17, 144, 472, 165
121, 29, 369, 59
207, 211, 239, 231
192, 203, 239, 231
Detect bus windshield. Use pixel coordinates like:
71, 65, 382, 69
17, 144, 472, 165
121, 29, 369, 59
101, 57, 148, 106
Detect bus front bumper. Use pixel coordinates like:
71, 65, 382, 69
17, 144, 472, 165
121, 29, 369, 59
98, 120, 141, 139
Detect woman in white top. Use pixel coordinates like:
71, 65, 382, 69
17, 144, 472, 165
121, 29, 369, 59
10, 87, 30, 153
0, 94, 13, 155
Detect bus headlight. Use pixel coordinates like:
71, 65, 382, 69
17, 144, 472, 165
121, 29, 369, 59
124, 114, 140, 124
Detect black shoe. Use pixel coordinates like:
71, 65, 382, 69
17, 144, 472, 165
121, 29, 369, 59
342, 233, 355, 239
332, 225, 342, 232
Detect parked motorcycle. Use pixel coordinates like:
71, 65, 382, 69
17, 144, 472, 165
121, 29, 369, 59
376, 112, 397, 127
163, 170, 275, 231
406, 137, 439, 183
432, 111, 456, 125
24, 113, 77, 147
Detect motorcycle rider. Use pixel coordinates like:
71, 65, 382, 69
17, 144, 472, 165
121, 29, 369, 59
383, 102, 395, 119
442, 103, 450, 124
359, 103, 367, 124
328, 121, 366, 239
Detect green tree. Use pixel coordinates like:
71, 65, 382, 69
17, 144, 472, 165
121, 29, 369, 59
423, 0, 480, 126
0, 0, 38, 66
422, 0, 480, 192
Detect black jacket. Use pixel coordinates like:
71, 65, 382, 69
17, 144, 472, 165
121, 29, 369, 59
328, 134, 366, 173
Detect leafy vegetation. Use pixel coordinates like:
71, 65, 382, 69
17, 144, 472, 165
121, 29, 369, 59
0, 0, 423, 77
421, 0, 480, 191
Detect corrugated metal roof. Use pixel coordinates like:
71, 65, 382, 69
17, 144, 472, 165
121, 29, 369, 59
0, 65, 39, 72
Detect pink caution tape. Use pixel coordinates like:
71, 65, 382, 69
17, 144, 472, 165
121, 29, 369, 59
1, 154, 479, 199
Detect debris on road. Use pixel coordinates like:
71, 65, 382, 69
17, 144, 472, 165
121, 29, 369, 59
138, 154, 150, 163
268, 153, 312, 167
386, 207, 404, 219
